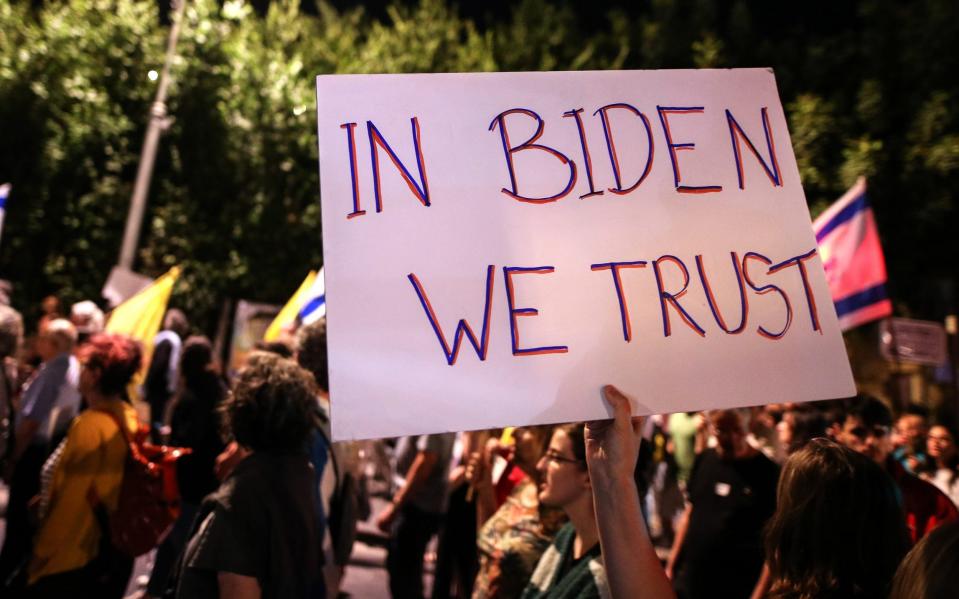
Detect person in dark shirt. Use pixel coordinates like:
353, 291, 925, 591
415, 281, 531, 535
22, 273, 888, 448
171, 351, 320, 599
144, 336, 226, 598
145, 309, 188, 441
0, 304, 22, 475
666, 409, 779, 599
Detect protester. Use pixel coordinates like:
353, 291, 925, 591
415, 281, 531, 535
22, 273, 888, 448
921, 423, 959, 507
70, 300, 105, 344
519, 423, 606, 598
296, 318, 363, 598
433, 432, 479, 599
747, 405, 786, 463
892, 405, 930, 474
837, 395, 958, 543
889, 519, 959, 599
764, 438, 910, 599
142, 336, 227, 598
145, 308, 188, 440
775, 405, 827, 457
378, 431, 456, 599
642, 415, 683, 547
170, 351, 320, 598
0, 318, 80, 590
23, 334, 141, 598
584, 385, 676, 599
37, 295, 61, 334
665, 412, 699, 484
0, 304, 22, 475
469, 426, 566, 599
665, 409, 779, 599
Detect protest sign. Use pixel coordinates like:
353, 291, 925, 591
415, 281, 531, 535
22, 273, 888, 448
316, 68, 855, 440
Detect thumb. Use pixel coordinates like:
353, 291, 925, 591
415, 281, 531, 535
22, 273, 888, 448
602, 385, 644, 436
601, 385, 632, 425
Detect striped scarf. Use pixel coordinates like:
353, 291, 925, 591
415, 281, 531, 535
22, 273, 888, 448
521, 522, 610, 599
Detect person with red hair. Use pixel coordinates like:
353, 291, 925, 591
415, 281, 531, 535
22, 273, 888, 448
24, 334, 142, 598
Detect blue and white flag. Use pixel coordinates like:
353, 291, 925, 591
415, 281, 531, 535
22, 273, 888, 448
0, 183, 10, 242
298, 267, 326, 325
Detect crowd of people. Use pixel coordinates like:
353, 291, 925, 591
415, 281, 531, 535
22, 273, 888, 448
0, 294, 957, 599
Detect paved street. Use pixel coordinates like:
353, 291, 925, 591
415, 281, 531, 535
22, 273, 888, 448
1, 482, 419, 598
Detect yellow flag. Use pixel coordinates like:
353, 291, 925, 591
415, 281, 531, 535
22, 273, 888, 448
105, 266, 181, 390
263, 270, 316, 342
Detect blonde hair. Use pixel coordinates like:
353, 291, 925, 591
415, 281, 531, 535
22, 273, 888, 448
42, 318, 78, 353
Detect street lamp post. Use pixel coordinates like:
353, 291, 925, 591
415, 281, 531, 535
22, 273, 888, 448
118, 0, 187, 270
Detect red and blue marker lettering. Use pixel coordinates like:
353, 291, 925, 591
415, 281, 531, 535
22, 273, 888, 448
590, 261, 648, 342
489, 108, 578, 204
563, 108, 603, 199
695, 252, 748, 334
340, 122, 365, 219
725, 107, 782, 190
742, 252, 792, 339
407, 265, 495, 366
367, 117, 431, 213
656, 106, 723, 195
594, 103, 654, 196
503, 266, 569, 356
767, 248, 821, 333
652, 255, 706, 337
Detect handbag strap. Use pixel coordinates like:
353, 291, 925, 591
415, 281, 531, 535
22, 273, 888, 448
86, 407, 137, 509
314, 416, 341, 486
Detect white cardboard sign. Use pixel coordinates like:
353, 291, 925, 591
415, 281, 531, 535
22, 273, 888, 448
316, 68, 855, 441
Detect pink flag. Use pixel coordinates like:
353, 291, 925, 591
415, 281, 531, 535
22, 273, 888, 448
812, 177, 892, 330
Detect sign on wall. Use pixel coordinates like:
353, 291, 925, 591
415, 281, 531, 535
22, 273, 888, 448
316, 68, 855, 440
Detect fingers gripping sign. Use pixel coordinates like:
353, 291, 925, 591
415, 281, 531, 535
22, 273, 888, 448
584, 385, 644, 490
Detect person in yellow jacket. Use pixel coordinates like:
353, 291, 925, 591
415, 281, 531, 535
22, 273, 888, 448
24, 333, 142, 598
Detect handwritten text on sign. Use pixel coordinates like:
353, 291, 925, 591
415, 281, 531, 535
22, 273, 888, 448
317, 69, 855, 440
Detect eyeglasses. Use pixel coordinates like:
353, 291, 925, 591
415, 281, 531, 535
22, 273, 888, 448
542, 449, 584, 466
849, 425, 891, 440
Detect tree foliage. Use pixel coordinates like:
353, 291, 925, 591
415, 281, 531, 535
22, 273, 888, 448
0, 0, 957, 331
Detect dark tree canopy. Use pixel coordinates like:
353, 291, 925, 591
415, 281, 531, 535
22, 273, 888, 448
0, 0, 956, 332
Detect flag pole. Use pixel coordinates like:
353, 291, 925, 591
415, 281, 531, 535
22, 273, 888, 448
118, 0, 187, 270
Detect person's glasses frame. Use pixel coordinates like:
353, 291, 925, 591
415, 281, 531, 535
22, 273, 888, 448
542, 449, 584, 466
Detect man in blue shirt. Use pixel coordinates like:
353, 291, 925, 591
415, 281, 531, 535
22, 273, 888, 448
0, 318, 80, 588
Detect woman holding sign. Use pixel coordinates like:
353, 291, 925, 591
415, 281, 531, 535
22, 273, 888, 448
519, 386, 676, 599
519, 423, 606, 598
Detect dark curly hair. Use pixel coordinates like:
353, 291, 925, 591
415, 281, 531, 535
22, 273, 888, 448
79, 334, 143, 397
221, 351, 319, 453
295, 319, 328, 391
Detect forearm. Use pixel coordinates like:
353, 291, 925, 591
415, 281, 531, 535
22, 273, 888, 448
475, 482, 497, 527
594, 477, 676, 599
394, 452, 435, 507
218, 572, 261, 599
667, 505, 692, 572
